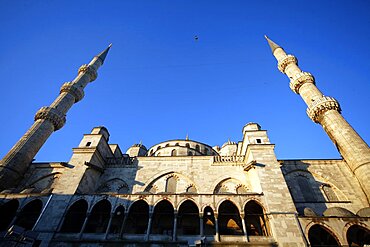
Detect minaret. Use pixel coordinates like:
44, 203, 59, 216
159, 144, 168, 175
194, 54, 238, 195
0, 44, 112, 190
265, 36, 370, 202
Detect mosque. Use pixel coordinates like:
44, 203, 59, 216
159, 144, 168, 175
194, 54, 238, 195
0, 37, 369, 246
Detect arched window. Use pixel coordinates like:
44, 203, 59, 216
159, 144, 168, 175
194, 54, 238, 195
157, 152, 161, 156
61, 199, 88, 233
14, 199, 43, 230
171, 149, 177, 156
322, 184, 338, 202
166, 176, 177, 193
177, 200, 199, 235
186, 185, 197, 193
236, 185, 248, 194
84, 199, 111, 233
308, 224, 340, 247
186, 143, 190, 148
297, 175, 316, 202
123, 200, 149, 234
165, 144, 170, 147
175, 143, 179, 146
203, 206, 216, 235
204, 148, 209, 155
244, 201, 268, 236
347, 225, 370, 246
151, 200, 174, 235
109, 206, 125, 234
118, 185, 129, 194
195, 145, 200, 152
157, 146, 161, 151
218, 200, 243, 235
188, 151, 193, 156
0, 199, 19, 231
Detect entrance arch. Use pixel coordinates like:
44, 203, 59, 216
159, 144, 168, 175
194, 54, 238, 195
308, 224, 340, 247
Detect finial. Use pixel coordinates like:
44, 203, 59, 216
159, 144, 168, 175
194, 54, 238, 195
96, 43, 112, 64
264, 35, 281, 53
186, 134, 189, 140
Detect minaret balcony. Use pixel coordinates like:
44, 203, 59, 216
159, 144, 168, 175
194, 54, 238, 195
306, 96, 341, 123
34, 106, 66, 130
278, 55, 297, 73
289, 72, 315, 94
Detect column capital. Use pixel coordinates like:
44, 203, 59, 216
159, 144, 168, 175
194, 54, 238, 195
278, 55, 297, 73
34, 106, 66, 130
307, 96, 341, 123
78, 64, 97, 82
289, 72, 315, 94
60, 82, 85, 102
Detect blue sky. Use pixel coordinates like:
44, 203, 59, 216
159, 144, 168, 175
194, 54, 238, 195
0, 0, 369, 162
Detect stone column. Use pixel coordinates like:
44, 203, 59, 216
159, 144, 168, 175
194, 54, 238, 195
214, 213, 220, 242
172, 212, 178, 241
241, 214, 249, 241
199, 213, 204, 236
0, 45, 112, 190
145, 213, 153, 241
266, 36, 370, 202
104, 212, 114, 239
79, 213, 90, 239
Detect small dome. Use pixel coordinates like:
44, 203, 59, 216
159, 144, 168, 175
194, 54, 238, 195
323, 207, 355, 217
357, 207, 370, 217
221, 139, 236, 148
131, 143, 147, 150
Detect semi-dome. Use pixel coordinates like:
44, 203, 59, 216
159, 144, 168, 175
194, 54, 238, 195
147, 139, 218, 157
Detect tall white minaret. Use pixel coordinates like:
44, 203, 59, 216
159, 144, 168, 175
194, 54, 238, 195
265, 36, 370, 202
0, 44, 112, 190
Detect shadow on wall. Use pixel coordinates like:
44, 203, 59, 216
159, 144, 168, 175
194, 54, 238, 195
282, 161, 337, 216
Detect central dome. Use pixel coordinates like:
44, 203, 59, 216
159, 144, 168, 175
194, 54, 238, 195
147, 139, 218, 157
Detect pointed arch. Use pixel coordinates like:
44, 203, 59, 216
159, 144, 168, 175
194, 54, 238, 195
346, 224, 370, 246
96, 178, 129, 194
308, 224, 340, 247
14, 199, 43, 230
218, 200, 243, 235
123, 200, 149, 234
84, 199, 111, 233
0, 199, 19, 231
177, 200, 199, 235
203, 206, 216, 235
60, 199, 88, 233
108, 205, 125, 234
244, 200, 268, 236
151, 200, 174, 235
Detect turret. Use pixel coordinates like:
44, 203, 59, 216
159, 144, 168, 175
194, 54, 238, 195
0, 44, 112, 190
265, 36, 370, 202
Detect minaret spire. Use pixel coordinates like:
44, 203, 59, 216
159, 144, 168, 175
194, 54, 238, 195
0, 44, 112, 190
264, 35, 281, 53
266, 37, 370, 203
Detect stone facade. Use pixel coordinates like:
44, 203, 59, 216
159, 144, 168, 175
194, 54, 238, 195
0, 40, 369, 247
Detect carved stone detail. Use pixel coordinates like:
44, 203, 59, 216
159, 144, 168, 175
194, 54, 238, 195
278, 55, 297, 73
34, 107, 66, 130
289, 72, 315, 94
60, 82, 85, 102
307, 96, 341, 123
78, 64, 97, 81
